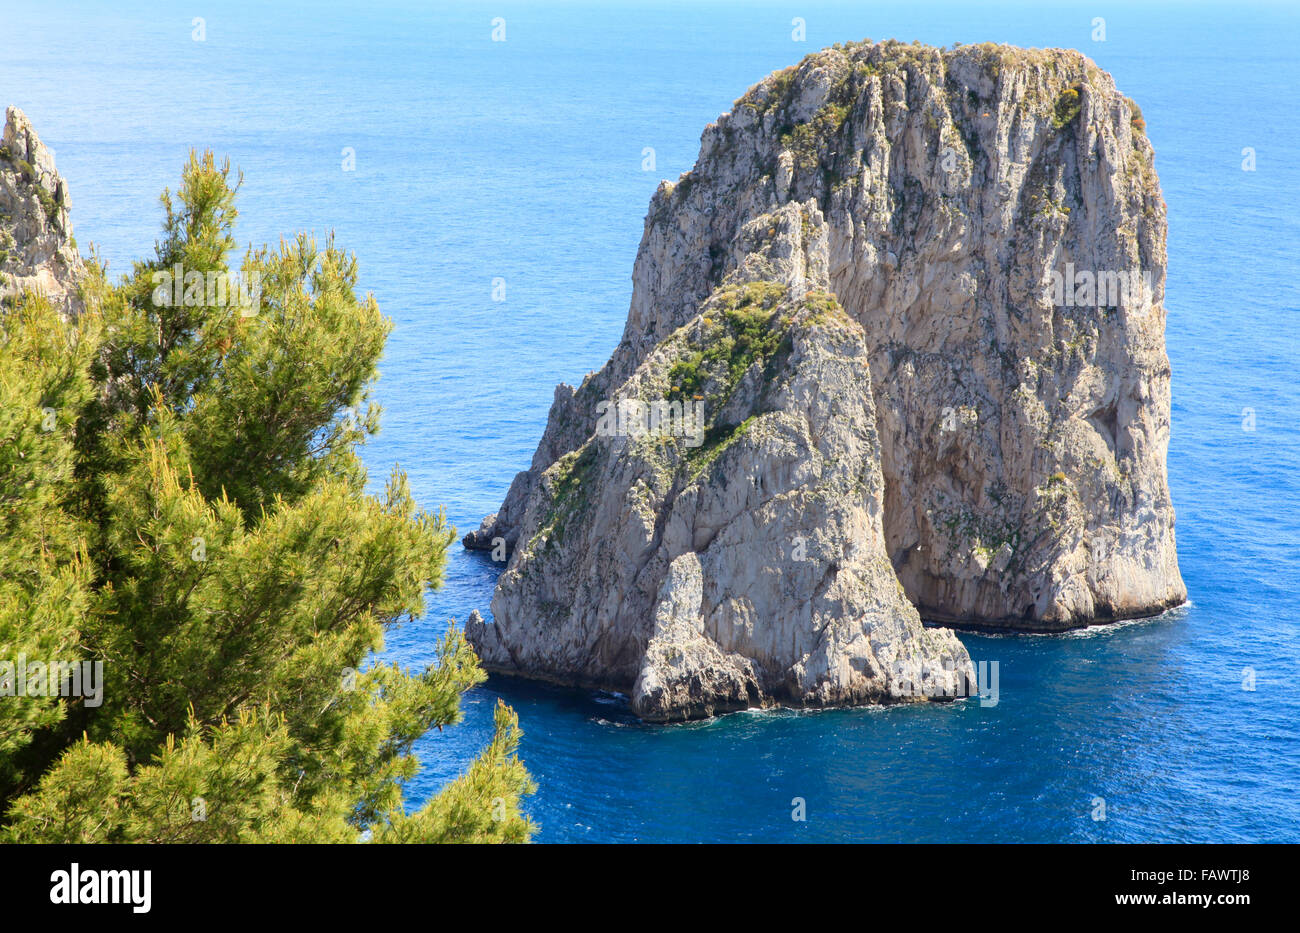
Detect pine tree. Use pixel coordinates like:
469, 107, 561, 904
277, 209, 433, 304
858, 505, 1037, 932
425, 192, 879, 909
0, 152, 534, 842
0, 295, 95, 791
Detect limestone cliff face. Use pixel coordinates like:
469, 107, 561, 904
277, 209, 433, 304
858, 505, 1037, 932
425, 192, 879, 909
469, 281, 974, 721
0, 107, 83, 314
469, 41, 1185, 647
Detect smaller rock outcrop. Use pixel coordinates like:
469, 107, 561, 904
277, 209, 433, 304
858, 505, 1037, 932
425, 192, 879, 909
0, 107, 83, 314
469, 280, 975, 721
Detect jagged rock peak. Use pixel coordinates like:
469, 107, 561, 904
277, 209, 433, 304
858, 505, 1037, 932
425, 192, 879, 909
1, 106, 84, 315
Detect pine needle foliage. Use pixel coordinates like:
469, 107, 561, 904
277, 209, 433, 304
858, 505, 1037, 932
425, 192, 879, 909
0, 151, 534, 843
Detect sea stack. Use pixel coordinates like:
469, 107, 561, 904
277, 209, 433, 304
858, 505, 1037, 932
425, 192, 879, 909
466, 40, 1185, 720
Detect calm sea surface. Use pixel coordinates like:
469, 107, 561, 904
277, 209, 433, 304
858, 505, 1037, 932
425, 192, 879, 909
5, 0, 1296, 841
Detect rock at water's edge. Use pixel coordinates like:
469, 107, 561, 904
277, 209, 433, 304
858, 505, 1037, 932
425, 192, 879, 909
475, 280, 975, 721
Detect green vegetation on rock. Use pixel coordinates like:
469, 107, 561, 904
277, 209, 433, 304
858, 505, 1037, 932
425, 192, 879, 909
533, 442, 599, 549
779, 103, 852, 171
1126, 97, 1146, 135
668, 281, 791, 402
684, 415, 757, 480
1052, 86, 1083, 129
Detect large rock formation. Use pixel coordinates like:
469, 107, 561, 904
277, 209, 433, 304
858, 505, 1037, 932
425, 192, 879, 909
0, 107, 83, 314
468, 40, 1186, 719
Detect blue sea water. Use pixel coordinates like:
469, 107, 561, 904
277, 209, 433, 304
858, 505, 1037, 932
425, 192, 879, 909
5, 0, 1297, 842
